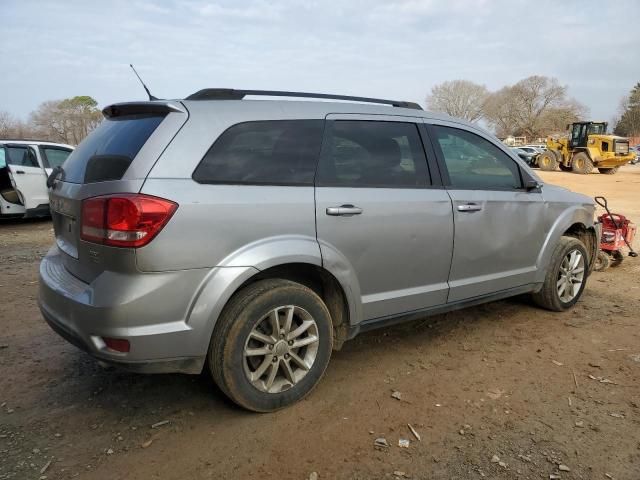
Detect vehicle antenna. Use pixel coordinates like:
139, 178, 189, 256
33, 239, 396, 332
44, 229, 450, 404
129, 64, 159, 101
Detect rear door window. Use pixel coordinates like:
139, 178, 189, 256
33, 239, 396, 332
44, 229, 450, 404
62, 114, 165, 183
192, 120, 324, 185
316, 120, 429, 188
430, 125, 522, 190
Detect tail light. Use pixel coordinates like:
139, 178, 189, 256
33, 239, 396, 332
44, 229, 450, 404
81, 194, 177, 248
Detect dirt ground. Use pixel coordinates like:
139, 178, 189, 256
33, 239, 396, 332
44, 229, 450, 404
1, 167, 640, 480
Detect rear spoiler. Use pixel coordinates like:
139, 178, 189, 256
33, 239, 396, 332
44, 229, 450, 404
102, 101, 185, 118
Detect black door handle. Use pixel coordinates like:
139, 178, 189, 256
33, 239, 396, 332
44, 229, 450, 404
15, 170, 25, 174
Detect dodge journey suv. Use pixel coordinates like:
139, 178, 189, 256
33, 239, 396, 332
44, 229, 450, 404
39, 89, 600, 412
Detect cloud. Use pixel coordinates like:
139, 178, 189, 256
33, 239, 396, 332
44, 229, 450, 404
0, 0, 638, 124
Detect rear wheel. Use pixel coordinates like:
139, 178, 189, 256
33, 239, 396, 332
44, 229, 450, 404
532, 236, 589, 311
208, 279, 333, 412
593, 250, 611, 272
571, 152, 594, 174
538, 151, 558, 171
598, 167, 619, 175
610, 250, 624, 267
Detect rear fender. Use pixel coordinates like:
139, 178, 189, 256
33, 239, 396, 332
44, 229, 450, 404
185, 235, 359, 354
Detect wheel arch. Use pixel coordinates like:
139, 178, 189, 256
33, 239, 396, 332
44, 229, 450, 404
235, 263, 353, 350
535, 208, 598, 282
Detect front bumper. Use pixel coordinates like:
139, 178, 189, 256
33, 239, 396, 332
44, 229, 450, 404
38, 246, 210, 374
596, 153, 635, 168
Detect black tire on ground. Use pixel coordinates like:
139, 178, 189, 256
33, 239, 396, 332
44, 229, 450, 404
593, 250, 611, 272
538, 151, 558, 171
532, 236, 590, 311
208, 279, 333, 412
598, 167, 619, 175
610, 250, 624, 267
559, 164, 572, 172
571, 152, 594, 174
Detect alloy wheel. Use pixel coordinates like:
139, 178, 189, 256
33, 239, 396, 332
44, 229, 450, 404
243, 305, 320, 393
557, 249, 585, 302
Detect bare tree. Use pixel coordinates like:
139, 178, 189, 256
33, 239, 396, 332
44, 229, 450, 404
30, 96, 103, 145
0, 110, 36, 139
426, 80, 489, 122
483, 76, 586, 138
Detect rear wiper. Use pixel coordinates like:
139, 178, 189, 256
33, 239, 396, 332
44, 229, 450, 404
47, 165, 65, 189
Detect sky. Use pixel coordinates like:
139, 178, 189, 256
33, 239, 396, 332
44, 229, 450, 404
1, 0, 638, 124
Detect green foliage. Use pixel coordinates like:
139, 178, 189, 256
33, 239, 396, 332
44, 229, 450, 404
614, 82, 640, 137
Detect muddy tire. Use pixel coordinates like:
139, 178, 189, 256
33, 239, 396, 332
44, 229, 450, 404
571, 152, 594, 174
610, 250, 624, 267
598, 167, 619, 175
593, 250, 611, 272
532, 236, 589, 311
208, 279, 333, 412
538, 151, 558, 171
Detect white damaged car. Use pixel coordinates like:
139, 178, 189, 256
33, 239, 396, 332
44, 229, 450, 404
0, 140, 73, 218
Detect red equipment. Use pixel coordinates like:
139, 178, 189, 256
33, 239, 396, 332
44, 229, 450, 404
593, 196, 637, 271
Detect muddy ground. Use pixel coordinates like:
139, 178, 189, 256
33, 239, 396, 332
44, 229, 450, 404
1, 167, 639, 480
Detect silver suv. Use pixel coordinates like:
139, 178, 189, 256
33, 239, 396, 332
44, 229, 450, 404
39, 90, 600, 412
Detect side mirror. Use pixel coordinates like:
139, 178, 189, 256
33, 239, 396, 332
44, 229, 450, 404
524, 179, 542, 191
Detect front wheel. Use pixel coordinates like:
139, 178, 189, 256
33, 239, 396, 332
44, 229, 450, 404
532, 236, 589, 311
208, 279, 333, 412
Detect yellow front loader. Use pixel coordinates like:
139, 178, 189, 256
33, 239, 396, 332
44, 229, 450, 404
536, 121, 635, 174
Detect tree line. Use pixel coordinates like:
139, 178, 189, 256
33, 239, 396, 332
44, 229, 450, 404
0, 96, 102, 145
613, 82, 640, 138
2, 81, 639, 146
427, 76, 640, 140
426, 76, 588, 139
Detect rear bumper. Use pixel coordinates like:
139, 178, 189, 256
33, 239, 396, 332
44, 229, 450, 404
38, 246, 210, 374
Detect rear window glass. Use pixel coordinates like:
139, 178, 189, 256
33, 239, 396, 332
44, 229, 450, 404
62, 114, 165, 183
193, 120, 324, 185
316, 121, 430, 188
42, 147, 72, 169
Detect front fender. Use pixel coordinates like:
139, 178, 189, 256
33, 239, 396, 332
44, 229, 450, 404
535, 205, 595, 283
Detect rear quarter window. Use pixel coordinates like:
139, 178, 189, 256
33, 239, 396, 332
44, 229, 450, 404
192, 120, 324, 185
42, 147, 73, 169
62, 114, 165, 183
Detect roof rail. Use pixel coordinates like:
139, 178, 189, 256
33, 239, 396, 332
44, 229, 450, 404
184, 89, 423, 110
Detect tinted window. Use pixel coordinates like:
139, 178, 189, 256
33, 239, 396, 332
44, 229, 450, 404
317, 121, 429, 188
432, 125, 522, 190
6, 146, 38, 167
193, 120, 324, 185
42, 147, 72, 169
63, 114, 165, 183
0, 149, 5, 169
